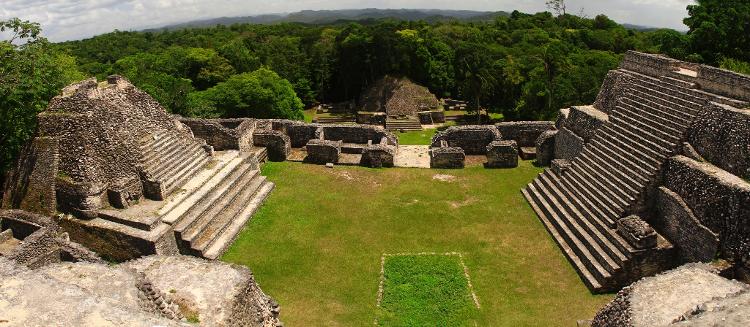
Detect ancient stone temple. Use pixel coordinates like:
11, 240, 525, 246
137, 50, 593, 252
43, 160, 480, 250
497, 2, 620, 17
2, 76, 274, 261
524, 51, 750, 293
358, 75, 440, 131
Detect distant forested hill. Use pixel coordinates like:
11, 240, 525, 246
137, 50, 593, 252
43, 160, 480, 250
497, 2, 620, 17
145, 9, 509, 31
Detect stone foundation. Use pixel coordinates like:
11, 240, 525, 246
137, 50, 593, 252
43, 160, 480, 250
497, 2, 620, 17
305, 139, 341, 164
430, 147, 465, 169
253, 130, 291, 161
430, 126, 502, 155
484, 140, 518, 168
360, 144, 396, 168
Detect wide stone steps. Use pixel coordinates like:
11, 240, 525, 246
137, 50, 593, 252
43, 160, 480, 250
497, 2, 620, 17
524, 71, 705, 292
139, 131, 212, 199
386, 118, 422, 131
162, 152, 274, 260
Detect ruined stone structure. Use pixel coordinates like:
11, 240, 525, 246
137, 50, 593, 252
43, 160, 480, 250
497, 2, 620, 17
0, 254, 281, 326
591, 263, 749, 327
357, 75, 442, 131
523, 51, 750, 293
2, 77, 274, 261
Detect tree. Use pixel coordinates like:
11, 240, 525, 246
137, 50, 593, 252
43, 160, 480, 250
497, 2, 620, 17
0, 18, 83, 190
546, 0, 567, 16
188, 68, 304, 119
684, 0, 750, 64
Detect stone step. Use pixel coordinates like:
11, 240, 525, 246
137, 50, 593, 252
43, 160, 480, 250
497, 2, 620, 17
565, 167, 624, 221
144, 135, 195, 172
602, 125, 669, 162
141, 135, 179, 166
191, 176, 270, 256
626, 71, 706, 107
182, 173, 266, 252
559, 169, 620, 223
537, 172, 628, 267
577, 153, 640, 198
159, 153, 244, 224
629, 81, 704, 116
583, 143, 651, 187
151, 142, 204, 180
611, 108, 683, 146
522, 186, 606, 292
570, 159, 631, 210
615, 99, 687, 134
523, 184, 613, 291
661, 75, 697, 89
626, 89, 701, 124
593, 131, 660, 171
98, 210, 161, 231
162, 153, 211, 195
202, 182, 275, 260
172, 164, 257, 234
609, 116, 676, 152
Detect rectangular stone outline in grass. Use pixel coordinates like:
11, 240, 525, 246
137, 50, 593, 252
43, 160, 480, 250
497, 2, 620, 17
375, 252, 481, 326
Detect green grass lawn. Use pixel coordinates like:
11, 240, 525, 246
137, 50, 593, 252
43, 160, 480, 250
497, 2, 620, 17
223, 161, 613, 326
377, 254, 479, 326
303, 109, 316, 123
396, 129, 438, 145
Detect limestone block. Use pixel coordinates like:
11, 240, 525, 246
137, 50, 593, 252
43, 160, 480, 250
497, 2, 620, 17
617, 215, 657, 249
430, 125, 502, 155
554, 127, 584, 160
535, 130, 558, 166
430, 147, 465, 169
360, 144, 396, 168
654, 187, 719, 263
484, 140, 518, 168
305, 139, 341, 164
686, 103, 750, 180
495, 121, 555, 147
253, 131, 291, 162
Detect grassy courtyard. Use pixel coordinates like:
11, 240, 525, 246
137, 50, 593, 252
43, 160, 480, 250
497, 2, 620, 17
223, 161, 613, 326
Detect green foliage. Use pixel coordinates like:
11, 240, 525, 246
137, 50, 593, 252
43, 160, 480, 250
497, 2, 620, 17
189, 68, 304, 119
684, 0, 750, 64
0, 18, 83, 185
719, 58, 750, 75
378, 255, 478, 326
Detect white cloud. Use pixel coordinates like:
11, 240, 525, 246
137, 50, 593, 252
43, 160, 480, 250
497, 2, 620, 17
0, 0, 695, 42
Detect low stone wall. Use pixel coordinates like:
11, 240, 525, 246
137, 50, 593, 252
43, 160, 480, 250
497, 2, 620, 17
686, 103, 750, 179
179, 118, 255, 151
430, 147, 465, 169
485, 141, 518, 168
535, 130, 558, 166
252, 131, 291, 162
495, 121, 555, 148
1, 137, 59, 216
654, 187, 719, 263
430, 126, 502, 155
696, 65, 750, 102
360, 144, 396, 168
554, 127, 584, 161
304, 139, 341, 164
663, 155, 750, 271
563, 106, 608, 142
619, 50, 680, 78
321, 125, 397, 145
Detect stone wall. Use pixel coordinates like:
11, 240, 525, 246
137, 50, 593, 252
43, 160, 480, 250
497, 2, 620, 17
686, 103, 750, 179
696, 64, 750, 102
554, 127, 584, 161
430, 126, 502, 155
495, 121, 555, 148
430, 146, 465, 169
563, 106, 608, 142
253, 130, 291, 161
179, 118, 256, 151
593, 70, 634, 114
360, 144, 396, 168
654, 187, 719, 263
1, 137, 59, 216
304, 139, 341, 164
535, 130, 558, 166
485, 140, 518, 168
619, 50, 681, 78
662, 155, 750, 271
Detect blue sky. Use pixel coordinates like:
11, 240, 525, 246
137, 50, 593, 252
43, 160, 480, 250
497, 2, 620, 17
0, 0, 695, 42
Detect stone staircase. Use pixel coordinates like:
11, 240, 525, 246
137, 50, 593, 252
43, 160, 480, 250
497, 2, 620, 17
156, 151, 274, 259
139, 131, 211, 200
386, 117, 422, 131
315, 115, 356, 124
522, 70, 707, 292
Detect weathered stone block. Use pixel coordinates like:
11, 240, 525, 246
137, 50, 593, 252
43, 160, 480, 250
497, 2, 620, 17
430, 147, 465, 169
484, 140, 518, 168
535, 130, 558, 166
617, 215, 657, 249
430, 125, 502, 155
654, 187, 719, 263
1, 137, 59, 216
565, 105, 608, 142
519, 147, 536, 160
495, 121, 555, 147
686, 103, 750, 180
304, 139, 341, 164
253, 131, 291, 161
554, 127, 584, 160
551, 159, 571, 175
360, 144, 396, 168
